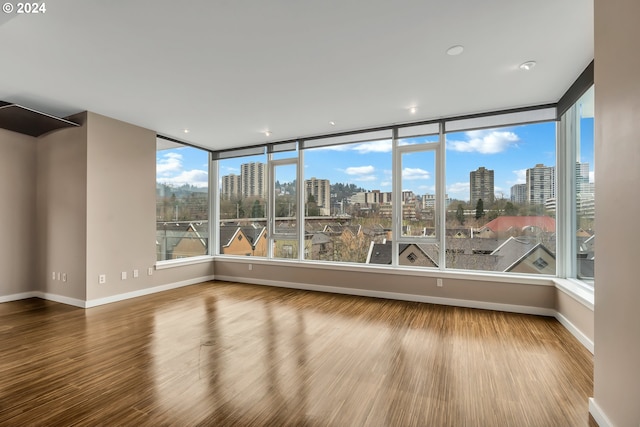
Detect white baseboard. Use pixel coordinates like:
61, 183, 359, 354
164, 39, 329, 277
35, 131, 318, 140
555, 311, 594, 354
32, 291, 86, 308
214, 275, 556, 317
0, 291, 38, 303
589, 398, 613, 427
84, 275, 216, 308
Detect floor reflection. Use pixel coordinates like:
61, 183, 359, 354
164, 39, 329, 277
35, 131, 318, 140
0, 282, 594, 426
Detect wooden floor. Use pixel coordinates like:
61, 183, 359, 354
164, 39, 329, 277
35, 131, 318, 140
0, 281, 594, 426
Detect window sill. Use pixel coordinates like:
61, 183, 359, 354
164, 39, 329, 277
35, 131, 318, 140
155, 255, 214, 270
553, 278, 594, 310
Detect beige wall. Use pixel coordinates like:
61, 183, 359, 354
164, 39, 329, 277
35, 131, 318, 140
593, 0, 640, 425
0, 111, 214, 304
85, 112, 157, 300
0, 129, 37, 298
36, 116, 88, 301
556, 289, 593, 345
214, 260, 556, 312
84, 112, 214, 301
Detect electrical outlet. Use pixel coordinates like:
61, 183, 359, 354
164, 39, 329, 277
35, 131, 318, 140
437, 278, 443, 287
99, 274, 106, 284
249, 264, 253, 271
121, 271, 127, 280
148, 267, 153, 276
133, 269, 139, 278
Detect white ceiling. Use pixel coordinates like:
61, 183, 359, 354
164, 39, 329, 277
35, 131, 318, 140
0, 0, 593, 151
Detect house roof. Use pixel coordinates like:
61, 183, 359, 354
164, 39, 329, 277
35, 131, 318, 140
481, 216, 556, 233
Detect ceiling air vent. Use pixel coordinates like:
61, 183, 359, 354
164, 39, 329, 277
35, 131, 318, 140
0, 101, 80, 137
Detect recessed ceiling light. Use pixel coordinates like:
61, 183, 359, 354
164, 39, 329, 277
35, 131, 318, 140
446, 45, 464, 56
264, 130, 272, 137
409, 107, 417, 114
519, 61, 537, 71
329, 121, 336, 126
183, 129, 190, 134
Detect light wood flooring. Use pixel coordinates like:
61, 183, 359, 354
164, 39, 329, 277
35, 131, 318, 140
0, 281, 594, 426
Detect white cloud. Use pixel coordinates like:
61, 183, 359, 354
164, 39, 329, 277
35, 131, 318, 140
402, 167, 430, 180
380, 181, 391, 187
345, 165, 375, 175
447, 182, 470, 200
448, 130, 519, 154
506, 168, 527, 186
159, 169, 209, 188
352, 140, 392, 153
157, 152, 183, 175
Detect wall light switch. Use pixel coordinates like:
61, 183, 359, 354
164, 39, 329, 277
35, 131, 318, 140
62, 273, 67, 282
52, 272, 56, 280
437, 278, 443, 287
121, 271, 127, 280
133, 269, 139, 278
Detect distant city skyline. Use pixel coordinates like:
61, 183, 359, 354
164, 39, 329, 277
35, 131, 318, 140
157, 120, 595, 203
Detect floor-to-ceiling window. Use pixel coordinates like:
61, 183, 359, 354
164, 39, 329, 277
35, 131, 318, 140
301, 131, 393, 264
217, 149, 268, 257
156, 139, 209, 261
444, 120, 557, 275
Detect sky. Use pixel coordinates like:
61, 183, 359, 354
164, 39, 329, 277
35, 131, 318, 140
157, 120, 595, 202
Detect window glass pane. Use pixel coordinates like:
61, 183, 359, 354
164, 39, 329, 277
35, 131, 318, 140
218, 154, 268, 257
575, 87, 595, 282
156, 143, 209, 261
399, 150, 437, 237
303, 140, 392, 264
445, 122, 556, 274
272, 163, 299, 259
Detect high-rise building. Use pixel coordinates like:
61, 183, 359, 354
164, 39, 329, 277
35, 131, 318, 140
470, 167, 495, 204
526, 163, 555, 205
422, 193, 451, 209
576, 162, 591, 194
350, 190, 392, 206
240, 162, 266, 199
510, 184, 527, 204
221, 174, 240, 200
304, 177, 331, 216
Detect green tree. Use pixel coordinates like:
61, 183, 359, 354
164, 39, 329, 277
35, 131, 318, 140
306, 194, 320, 216
251, 200, 264, 218
475, 198, 485, 219
504, 201, 518, 216
456, 204, 465, 225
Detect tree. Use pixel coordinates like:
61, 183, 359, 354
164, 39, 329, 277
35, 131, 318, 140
251, 200, 264, 218
504, 201, 518, 216
456, 204, 465, 225
475, 199, 485, 219
306, 194, 320, 216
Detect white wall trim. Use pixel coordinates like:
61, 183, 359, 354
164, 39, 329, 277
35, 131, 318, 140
0, 291, 38, 303
589, 398, 613, 427
554, 278, 594, 310
214, 275, 556, 317
555, 312, 594, 354
155, 256, 214, 270
32, 292, 86, 308
84, 275, 215, 308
